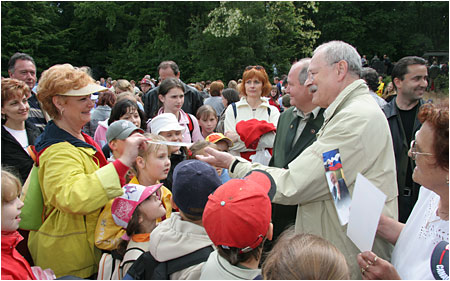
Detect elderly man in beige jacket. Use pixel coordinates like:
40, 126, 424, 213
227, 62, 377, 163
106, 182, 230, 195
197, 41, 398, 279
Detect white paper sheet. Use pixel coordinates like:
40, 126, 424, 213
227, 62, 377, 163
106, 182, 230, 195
347, 173, 387, 252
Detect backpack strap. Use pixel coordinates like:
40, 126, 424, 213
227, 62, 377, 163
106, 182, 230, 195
125, 246, 214, 280
119, 247, 146, 278
165, 245, 214, 276
125, 252, 159, 280
186, 113, 194, 138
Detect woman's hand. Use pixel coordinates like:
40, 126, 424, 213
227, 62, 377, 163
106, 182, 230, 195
196, 147, 235, 169
118, 133, 148, 167
357, 251, 401, 280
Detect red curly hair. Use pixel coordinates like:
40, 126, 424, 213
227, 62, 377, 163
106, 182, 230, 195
418, 101, 448, 170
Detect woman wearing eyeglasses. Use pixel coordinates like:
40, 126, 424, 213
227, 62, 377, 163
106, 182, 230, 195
223, 65, 280, 163
357, 102, 449, 280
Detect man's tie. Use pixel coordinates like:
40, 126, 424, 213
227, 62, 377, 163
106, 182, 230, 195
285, 115, 301, 150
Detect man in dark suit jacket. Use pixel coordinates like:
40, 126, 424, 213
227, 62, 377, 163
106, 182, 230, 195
142, 61, 203, 119
268, 58, 325, 241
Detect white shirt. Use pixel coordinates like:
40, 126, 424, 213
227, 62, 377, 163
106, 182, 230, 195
3, 125, 29, 154
392, 187, 449, 279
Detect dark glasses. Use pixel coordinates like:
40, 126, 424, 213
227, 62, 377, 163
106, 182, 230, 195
245, 65, 265, 71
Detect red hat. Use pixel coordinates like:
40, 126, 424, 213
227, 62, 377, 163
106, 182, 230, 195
205, 132, 233, 147
236, 119, 276, 149
203, 170, 276, 253
140, 78, 151, 85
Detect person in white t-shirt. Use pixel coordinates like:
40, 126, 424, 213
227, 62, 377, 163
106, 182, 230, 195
1, 78, 41, 183
357, 102, 449, 280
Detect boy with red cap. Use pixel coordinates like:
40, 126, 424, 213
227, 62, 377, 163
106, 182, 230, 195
200, 170, 276, 280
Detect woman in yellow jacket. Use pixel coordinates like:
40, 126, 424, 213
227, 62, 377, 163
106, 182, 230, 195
28, 64, 147, 278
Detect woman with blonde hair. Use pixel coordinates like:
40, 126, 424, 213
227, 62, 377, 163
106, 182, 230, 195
28, 64, 147, 278
223, 65, 279, 162
262, 228, 350, 280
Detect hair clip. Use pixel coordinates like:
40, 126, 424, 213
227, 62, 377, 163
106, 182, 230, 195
187, 149, 193, 157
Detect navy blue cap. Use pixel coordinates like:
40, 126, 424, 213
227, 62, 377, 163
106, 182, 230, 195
172, 160, 222, 216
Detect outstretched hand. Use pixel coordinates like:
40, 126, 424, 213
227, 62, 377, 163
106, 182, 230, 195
196, 147, 235, 169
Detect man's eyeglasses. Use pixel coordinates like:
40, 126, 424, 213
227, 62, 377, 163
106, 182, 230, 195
245, 65, 265, 71
410, 140, 433, 161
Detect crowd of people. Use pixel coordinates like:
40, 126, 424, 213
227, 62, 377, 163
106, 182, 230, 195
1, 41, 448, 280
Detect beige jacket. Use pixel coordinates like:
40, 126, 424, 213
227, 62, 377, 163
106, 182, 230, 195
230, 79, 398, 279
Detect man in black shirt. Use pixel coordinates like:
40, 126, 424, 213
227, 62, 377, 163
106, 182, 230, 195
382, 56, 428, 223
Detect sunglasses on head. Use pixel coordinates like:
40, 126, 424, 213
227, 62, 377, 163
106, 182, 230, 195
245, 65, 265, 71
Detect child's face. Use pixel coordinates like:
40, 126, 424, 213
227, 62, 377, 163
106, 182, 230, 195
1, 197, 24, 232
120, 107, 141, 128
141, 146, 171, 183
199, 114, 218, 135
159, 87, 184, 114
138, 192, 166, 226
159, 130, 183, 153
214, 140, 230, 152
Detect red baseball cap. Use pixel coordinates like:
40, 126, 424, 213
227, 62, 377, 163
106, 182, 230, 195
203, 170, 276, 253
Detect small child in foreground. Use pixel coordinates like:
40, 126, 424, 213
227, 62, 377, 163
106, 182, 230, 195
200, 170, 276, 280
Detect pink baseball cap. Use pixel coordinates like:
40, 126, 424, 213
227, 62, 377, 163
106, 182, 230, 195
111, 183, 162, 229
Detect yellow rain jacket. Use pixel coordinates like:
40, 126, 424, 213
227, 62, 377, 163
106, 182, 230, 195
28, 138, 123, 278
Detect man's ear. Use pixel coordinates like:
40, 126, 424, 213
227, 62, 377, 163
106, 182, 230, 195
336, 60, 348, 81
266, 222, 274, 241
176, 71, 181, 79
393, 77, 402, 91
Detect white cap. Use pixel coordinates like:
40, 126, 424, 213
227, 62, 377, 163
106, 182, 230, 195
59, 83, 107, 96
150, 113, 185, 135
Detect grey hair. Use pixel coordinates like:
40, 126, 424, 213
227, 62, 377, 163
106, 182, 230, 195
314, 41, 362, 77
296, 58, 311, 85
8, 52, 36, 73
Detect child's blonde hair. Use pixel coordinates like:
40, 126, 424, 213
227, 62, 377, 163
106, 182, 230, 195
131, 133, 169, 177
262, 227, 350, 280
1, 169, 22, 203
187, 140, 218, 160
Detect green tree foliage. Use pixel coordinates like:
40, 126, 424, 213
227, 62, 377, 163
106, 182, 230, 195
1, 1, 448, 82
312, 1, 448, 61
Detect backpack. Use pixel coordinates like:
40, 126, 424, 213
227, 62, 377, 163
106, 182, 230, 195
19, 146, 54, 231
97, 247, 145, 280
231, 102, 271, 119
124, 246, 214, 280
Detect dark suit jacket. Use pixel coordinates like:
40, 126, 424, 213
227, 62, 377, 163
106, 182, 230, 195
268, 106, 325, 240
